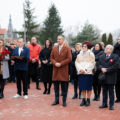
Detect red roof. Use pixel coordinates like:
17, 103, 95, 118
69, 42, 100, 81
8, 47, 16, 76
0, 29, 6, 35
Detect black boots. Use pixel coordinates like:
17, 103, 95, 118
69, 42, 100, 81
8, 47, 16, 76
80, 98, 86, 106
93, 95, 100, 101
72, 94, 78, 99
85, 98, 90, 106
80, 98, 90, 106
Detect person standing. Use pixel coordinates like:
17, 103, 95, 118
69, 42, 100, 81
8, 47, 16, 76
50, 35, 72, 107
113, 37, 120, 103
27, 37, 41, 90
92, 43, 104, 101
40, 39, 53, 94
71, 43, 82, 99
99, 45, 119, 110
75, 41, 95, 107
12, 38, 30, 99
0, 39, 10, 98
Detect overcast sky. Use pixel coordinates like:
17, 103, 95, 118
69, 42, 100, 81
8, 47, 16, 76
0, 0, 120, 33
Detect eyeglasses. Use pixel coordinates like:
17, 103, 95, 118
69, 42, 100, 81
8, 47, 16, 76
82, 46, 87, 48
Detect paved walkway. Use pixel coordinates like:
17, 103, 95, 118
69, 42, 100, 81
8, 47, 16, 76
0, 82, 120, 120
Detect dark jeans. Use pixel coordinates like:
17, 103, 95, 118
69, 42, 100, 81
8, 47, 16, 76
0, 75, 5, 95
27, 62, 39, 87
53, 81, 68, 103
102, 85, 114, 107
15, 70, 28, 95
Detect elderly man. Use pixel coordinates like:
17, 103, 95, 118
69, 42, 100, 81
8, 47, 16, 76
50, 35, 72, 107
99, 45, 119, 110
12, 38, 30, 99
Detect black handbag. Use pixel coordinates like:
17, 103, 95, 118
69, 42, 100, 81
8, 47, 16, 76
98, 72, 106, 84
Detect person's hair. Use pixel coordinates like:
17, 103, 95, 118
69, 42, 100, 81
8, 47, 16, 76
31, 37, 37, 40
18, 38, 24, 42
0, 38, 4, 46
75, 43, 82, 47
10, 43, 15, 45
82, 41, 92, 49
105, 44, 114, 51
95, 43, 103, 51
99, 42, 105, 49
57, 35, 65, 40
44, 39, 53, 50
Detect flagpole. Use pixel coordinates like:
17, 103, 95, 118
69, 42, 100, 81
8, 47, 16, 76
23, 3, 26, 43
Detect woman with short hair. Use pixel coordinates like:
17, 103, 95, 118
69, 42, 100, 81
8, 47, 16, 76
75, 41, 95, 106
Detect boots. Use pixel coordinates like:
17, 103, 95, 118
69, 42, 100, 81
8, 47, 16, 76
80, 98, 86, 106
85, 98, 90, 106
72, 94, 78, 99
36, 81, 41, 90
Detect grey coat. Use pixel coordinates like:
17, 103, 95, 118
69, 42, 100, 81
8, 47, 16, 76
2, 55, 10, 79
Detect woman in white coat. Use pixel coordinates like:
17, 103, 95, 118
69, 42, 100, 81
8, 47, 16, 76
75, 41, 95, 106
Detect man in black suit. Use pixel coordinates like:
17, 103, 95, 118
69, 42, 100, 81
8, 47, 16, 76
98, 45, 119, 110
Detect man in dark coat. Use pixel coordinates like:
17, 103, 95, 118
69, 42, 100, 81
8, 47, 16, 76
113, 37, 120, 103
98, 45, 119, 110
50, 35, 72, 107
12, 38, 30, 99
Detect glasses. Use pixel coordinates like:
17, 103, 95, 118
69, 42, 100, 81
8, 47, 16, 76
82, 46, 87, 48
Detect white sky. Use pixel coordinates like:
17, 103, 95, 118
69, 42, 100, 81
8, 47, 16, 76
0, 0, 120, 33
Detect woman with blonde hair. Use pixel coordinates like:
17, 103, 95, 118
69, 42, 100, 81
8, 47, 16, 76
75, 41, 95, 106
71, 43, 82, 99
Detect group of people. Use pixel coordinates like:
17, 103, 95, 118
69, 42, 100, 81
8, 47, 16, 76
0, 35, 120, 110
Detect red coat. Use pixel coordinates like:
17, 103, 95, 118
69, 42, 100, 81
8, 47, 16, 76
28, 44, 41, 62
50, 45, 72, 82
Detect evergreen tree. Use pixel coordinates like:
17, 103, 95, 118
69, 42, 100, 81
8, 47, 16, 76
39, 4, 63, 45
102, 33, 107, 46
107, 33, 113, 45
71, 22, 100, 46
17, 0, 39, 41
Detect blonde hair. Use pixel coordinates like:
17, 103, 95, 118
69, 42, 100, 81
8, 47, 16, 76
75, 43, 82, 47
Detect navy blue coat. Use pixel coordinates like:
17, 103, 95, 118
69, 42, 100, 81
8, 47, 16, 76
12, 46, 30, 71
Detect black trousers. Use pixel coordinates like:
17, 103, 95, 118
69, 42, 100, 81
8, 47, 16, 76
93, 71, 101, 97
27, 62, 39, 87
43, 82, 52, 91
0, 75, 5, 95
54, 81, 68, 102
15, 70, 28, 95
73, 79, 81, 96
115, 70, 120, 100
102, 85, 114, 107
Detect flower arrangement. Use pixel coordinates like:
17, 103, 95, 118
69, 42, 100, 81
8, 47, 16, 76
0, 48, 11, 60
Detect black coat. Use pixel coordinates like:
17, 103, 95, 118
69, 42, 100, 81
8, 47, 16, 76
98, 53, 119, 85
71, 51, 80, 80
113, 43, 120, 57
93, 50, 104, 84
93, 50, 104, 69
39, 48, 53, 83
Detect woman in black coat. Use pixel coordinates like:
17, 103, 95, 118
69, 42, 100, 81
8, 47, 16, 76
92, 43, 104, 101
71, 43, 82, 99
39, 40, 53, 94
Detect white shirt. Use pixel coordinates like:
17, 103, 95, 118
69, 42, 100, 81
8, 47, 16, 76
18, 47, 23, 56
59, 44, 64, 54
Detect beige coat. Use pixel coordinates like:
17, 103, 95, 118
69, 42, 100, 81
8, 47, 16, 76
75, 50, 95, 75
50, 45, 72, 82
